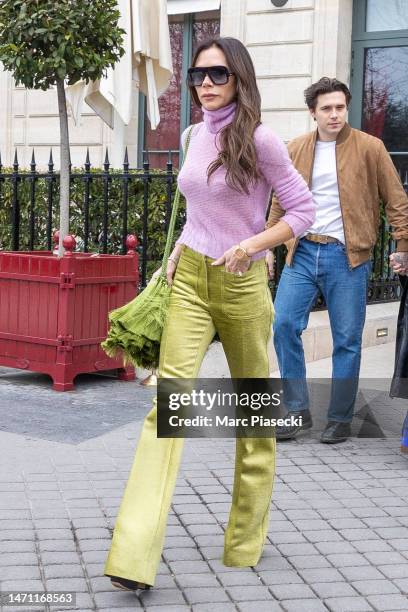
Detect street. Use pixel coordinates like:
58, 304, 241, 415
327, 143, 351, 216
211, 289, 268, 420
0, 343, 407, 612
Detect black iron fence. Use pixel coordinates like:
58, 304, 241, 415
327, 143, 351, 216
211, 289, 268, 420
0, 147, 407, 303
0, 148, 182, 287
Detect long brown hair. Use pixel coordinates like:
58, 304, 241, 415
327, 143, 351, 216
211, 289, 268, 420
189, 37, 262, 194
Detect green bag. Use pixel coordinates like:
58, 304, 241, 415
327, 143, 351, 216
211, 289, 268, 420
101, 126, 194, 370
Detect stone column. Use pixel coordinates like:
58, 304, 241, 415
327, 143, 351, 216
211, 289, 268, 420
0, 67, 12, 165
311, 0, 353, 128
220, 0, 247, 40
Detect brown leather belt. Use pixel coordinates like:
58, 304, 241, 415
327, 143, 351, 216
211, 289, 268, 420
304, 233, 341, 244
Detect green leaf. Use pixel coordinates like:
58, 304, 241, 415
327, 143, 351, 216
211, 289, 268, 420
0, 0, 126, 178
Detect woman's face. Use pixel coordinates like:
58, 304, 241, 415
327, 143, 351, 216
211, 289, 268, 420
194, 46, 236, 111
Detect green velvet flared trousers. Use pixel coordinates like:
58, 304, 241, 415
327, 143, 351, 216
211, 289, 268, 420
105, 247, 276, 586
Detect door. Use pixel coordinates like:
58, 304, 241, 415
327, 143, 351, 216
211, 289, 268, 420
139, 10, 220, 169
349, 1, 408, 301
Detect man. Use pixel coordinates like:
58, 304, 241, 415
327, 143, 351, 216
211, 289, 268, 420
267, 77, 408, 444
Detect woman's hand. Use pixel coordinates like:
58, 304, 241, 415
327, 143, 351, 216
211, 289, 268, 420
211, 245, 251, 275
390, 252, 408, 276
165, 258, 178, 285
152, 258, 178, 286
265, 250, 274, 279
157, 246, 183, 286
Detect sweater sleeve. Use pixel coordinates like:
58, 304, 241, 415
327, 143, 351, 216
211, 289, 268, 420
175, 125, 195, 247
256, 126, 315, 236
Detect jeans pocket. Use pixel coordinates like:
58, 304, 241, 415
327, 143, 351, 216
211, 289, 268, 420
221, 263, 268, 320
171, 254, 199, 308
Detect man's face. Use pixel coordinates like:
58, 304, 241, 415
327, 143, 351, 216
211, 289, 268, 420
310, 91, 348, 141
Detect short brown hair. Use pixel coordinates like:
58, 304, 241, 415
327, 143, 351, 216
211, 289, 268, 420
304, 77, 352, 110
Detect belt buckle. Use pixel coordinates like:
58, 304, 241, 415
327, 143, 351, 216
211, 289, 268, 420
306, 234, 320, 244
311, 234, 329, 244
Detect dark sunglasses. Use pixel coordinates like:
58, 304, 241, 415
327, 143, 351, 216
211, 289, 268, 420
187, 65, 234, 87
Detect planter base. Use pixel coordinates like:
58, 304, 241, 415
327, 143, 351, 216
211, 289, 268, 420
0, 336, 136, 392
0, 245, 139, 391
51, 366, 135, 391
53, 380, 75, 392
117, 367, 136, 382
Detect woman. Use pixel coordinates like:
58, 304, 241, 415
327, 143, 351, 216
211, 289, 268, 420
105, 36, 315, 590
389, 253, 408, 452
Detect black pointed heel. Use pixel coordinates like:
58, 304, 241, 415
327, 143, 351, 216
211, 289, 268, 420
109, 575, 151, 591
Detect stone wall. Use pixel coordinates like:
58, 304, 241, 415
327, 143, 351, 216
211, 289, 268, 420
0, 0, 353, 168
222, 0, 353, 142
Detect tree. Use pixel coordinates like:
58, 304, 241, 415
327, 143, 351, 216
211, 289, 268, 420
0, 0, 125, 254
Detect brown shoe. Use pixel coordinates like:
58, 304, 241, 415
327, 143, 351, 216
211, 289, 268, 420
276, 409, 313, 441
320, 421, 351, 444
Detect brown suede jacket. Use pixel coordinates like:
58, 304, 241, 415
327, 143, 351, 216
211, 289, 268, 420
266, 123, 408, 268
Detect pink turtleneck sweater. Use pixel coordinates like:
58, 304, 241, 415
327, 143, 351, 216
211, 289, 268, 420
177, 102, 315, 260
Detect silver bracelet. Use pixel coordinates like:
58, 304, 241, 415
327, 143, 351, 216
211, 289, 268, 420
168, 256, 179, 265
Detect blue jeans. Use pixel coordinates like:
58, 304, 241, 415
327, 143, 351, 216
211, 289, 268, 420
273, 238, 371, 423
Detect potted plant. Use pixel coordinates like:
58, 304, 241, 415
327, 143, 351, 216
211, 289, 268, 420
0, 0, 138, 390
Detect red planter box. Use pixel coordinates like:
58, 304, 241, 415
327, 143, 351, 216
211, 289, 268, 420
0, 243, 138, 390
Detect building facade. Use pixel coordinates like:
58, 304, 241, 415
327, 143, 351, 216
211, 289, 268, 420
0, 0, 407, 173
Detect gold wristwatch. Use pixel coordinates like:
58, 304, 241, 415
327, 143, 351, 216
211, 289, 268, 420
233, 243, 250, 261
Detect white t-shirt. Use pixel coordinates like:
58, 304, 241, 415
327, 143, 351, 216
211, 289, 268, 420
305, 140, 345, 244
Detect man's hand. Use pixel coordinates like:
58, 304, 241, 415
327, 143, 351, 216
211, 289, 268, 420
211, 245, 251, 275
390, 252, 408, 276
265, 250, 274, 279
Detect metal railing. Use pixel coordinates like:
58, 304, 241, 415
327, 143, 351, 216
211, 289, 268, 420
0, 147, 407, 303
0, 148, 180, 287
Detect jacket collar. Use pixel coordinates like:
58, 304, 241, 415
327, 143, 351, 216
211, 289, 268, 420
335, 122, 352, 145
311, 122, 352, 147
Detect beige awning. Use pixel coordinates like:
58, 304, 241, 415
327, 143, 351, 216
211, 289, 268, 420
167, 0, 221, 15
66, 0, 172, 130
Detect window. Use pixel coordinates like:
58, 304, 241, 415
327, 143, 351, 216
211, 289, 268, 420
362, 46, 408, 151
366, 0, 408, 33
140, 10, 220, 169
350, 0, 408, 176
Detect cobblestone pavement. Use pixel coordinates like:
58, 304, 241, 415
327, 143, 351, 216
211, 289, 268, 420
0, 365, 407, 612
